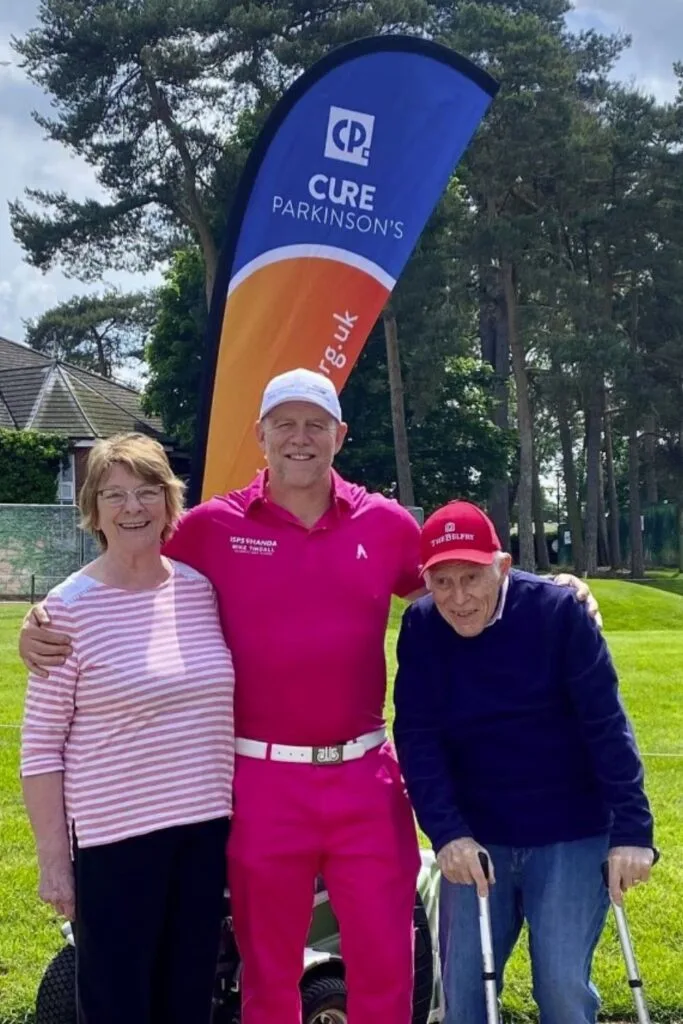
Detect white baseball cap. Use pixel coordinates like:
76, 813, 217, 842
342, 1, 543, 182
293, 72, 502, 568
259, 368, 343, 422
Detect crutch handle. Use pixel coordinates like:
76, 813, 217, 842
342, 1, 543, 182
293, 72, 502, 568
601, 848, 660, 887
478, 851, 491, 880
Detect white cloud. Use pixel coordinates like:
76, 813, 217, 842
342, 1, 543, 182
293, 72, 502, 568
567, 1, 681, 102
0, 0, 161, 345
0, 262, 59, 328
0, 44, 26, 86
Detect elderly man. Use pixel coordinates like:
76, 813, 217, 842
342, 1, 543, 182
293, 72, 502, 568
20, 372, 599, 1024
393, 499, 655, 1024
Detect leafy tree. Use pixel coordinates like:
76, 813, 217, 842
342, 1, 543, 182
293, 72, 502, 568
16, 0, 683, 575
10, 0, 430, 304
142, 247, 206, 448
430, 0, 625, 567
25, 291, 157, 378
336, 332, 513, 513
549, 82, 680, 574
382, 180, 475, 506
0, 431, 71, 504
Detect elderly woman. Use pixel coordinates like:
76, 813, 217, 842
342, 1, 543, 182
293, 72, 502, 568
20, 433, 235, 1024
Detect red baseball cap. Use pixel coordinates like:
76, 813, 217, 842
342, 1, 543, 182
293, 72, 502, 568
420, 501, 502, 573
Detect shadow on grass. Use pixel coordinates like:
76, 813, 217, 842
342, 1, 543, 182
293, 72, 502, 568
635, 573, 683, 599
568, 567, 683, 599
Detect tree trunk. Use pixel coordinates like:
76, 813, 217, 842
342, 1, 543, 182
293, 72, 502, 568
89, 327, 109, 378
680, 413, 683, 572
643, 412, 658, 505
140, 59, 219, 307
584, 383, 603, 576
553, 361, 585, 573
532, 455, 551, 571
503, 261, 534, 571
602, 397, 622, 568
629, 280, 645, 578
480, 267, 510, 549
597, 455, 610, 567
200, 236, 219, 308
529, 387, 550, 572
382, 308, 415, 507
629, 421, 645, 577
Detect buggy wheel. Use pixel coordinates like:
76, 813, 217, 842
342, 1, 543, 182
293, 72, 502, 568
35, 945, 77, 1024
301, 889, 433, 1024
412, 890, 435, 1024
301, 975, 347, 1024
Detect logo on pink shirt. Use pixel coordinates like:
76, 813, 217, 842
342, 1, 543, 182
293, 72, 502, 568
230, 536, 278, 556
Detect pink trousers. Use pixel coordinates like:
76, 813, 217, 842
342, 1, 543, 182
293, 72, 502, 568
227, 741, 421, 1024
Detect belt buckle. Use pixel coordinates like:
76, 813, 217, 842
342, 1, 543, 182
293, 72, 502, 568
312, 744, 344, 766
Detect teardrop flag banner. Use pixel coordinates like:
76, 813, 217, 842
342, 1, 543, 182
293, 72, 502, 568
190, 35, 498, 503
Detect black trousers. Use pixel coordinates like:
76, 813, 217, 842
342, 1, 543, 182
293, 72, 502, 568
72, 817, 229, 1024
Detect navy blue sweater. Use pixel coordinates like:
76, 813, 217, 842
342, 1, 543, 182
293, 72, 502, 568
393, 571, 653, 853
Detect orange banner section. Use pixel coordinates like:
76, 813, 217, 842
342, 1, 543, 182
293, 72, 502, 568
201, 256, 390, 499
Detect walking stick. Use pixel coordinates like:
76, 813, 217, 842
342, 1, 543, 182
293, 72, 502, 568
602, 851, 659, 1024
477, 851, 500, 1024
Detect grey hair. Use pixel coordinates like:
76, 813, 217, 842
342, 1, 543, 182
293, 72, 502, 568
492, 550, 508, 574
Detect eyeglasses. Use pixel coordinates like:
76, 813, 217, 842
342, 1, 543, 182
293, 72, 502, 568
97, 485, 165, 507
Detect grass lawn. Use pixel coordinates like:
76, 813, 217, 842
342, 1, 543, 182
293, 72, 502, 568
1, 581, 682, 1022
637, 569, 683, 600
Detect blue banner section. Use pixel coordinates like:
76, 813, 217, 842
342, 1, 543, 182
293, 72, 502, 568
193, 36, 499, 500
230, 46, 497, 282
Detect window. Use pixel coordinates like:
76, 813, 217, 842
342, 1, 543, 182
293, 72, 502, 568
57, 453, 75, 505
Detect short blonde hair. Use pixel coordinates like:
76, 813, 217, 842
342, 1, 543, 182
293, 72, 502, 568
79, 433, 185, 549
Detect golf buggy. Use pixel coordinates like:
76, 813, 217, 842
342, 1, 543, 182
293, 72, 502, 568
35, 848, 445, 1024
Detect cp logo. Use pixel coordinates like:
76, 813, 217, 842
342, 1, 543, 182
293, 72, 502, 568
324, 106, 375, 167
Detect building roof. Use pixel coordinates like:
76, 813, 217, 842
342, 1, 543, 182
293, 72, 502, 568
0, 336, 170, 443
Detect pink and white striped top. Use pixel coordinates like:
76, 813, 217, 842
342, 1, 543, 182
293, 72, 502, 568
21, 560, 235, 848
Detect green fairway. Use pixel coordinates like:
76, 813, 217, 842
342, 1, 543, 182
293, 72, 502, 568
637, 571, 683, 601
1, 581, 682, 1023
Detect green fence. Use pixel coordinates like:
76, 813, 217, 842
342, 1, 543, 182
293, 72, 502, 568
0, 504, 99, 598
557, 502, 680, 570
0, 501, 676, 594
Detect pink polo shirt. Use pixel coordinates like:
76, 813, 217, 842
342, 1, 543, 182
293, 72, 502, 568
163, 471, 421, 745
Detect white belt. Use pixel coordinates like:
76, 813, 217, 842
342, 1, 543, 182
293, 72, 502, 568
235, 727, 387, 766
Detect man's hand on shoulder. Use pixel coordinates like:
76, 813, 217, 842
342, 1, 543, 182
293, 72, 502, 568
607, 846, 655, 905
19, 603, 72, 677
553, 573, 603, 630
436, 837, 495, 896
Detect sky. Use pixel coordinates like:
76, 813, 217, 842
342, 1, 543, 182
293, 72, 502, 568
0, 0, 681, 348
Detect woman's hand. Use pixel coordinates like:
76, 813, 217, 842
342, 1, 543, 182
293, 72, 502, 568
38, 852, 75, 920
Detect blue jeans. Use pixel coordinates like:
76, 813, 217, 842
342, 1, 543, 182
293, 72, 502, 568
439, 834, 611, 1024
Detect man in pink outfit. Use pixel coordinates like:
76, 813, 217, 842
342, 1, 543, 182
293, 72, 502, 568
171, 368, 426, 1024
20, 368, 598, 1024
